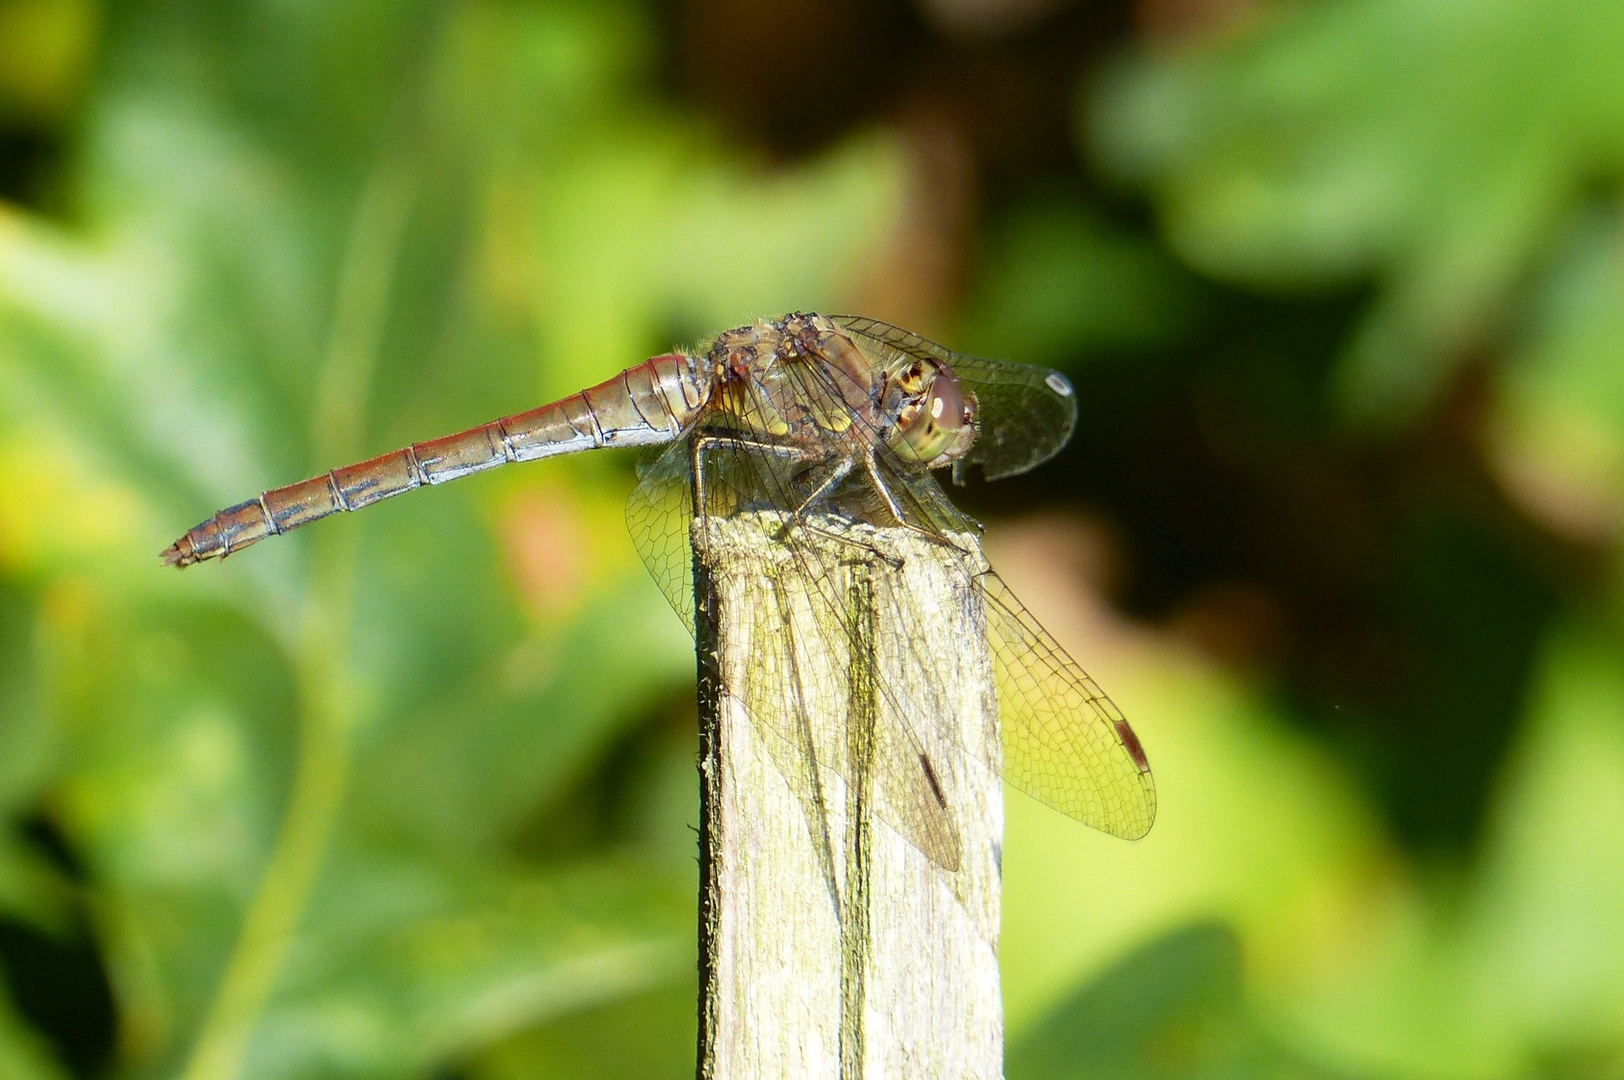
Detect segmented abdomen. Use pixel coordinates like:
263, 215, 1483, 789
163, 352, 710, 567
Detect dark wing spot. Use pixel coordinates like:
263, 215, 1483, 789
1114, 719, 1151, 774
919, 753, 948, 809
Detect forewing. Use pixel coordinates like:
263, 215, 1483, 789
626, 406, 966, 871
949, 355, 1077, 481
981, 571, 1156, 839
869, 461, 1155, 839
754, 350, 1151, 843
729, 526, 966, 872
829, 314, 1078, 481
627, 337, 1149, 859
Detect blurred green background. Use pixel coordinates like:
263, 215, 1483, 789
3, 0, 1624, 1077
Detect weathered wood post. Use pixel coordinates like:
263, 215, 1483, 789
694, 513, 1004, 1079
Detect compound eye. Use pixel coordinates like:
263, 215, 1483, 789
893, 369, 977, 465
928, 374, 966, 431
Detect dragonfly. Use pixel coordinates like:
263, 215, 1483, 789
164, 313, 1156, 869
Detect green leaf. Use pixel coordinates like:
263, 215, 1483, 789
347, 567, 692, 857
0, 581, 71, 932
470, 983, 696, 1080
0, 985, 68, 1080
964, 196, 1202, 368
1092, 0, 1624, 423
1009, 922, 1331, 1080
247, 856, 692, 1080
1464, 624, 1624, 1054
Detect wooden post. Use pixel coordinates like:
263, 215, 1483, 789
694, 513, 1004, 1079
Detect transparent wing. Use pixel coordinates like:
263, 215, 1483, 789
869, 457, 1157, 839
624, 335, 1152, 866
626, 442, 700, 636
830, 314, 1078, 481
980, 570, 1156, 838
949, 355, 1077, 482
626, 425, 966, 872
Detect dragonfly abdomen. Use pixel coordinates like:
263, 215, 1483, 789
162, 351, 710, 567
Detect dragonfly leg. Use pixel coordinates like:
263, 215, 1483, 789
690, 432, 808, 520
767, 455, 906, 568
859, 450, 962, 551
688, 436, 904, 568
773, 457, 854, 542
794, 518, 906, 568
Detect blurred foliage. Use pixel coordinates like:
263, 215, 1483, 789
0, 0, 897, 1076
1092, 0, 1624, 424
1, 0, 1623, 1078
1007, 923, 1331, 1080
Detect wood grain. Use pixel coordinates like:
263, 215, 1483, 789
694, 513, 1003, 1079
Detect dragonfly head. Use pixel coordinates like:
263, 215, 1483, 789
890, 362, 978, 469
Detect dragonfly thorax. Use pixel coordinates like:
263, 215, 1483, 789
704, 314, 887, 447
699, 313, 977, 473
